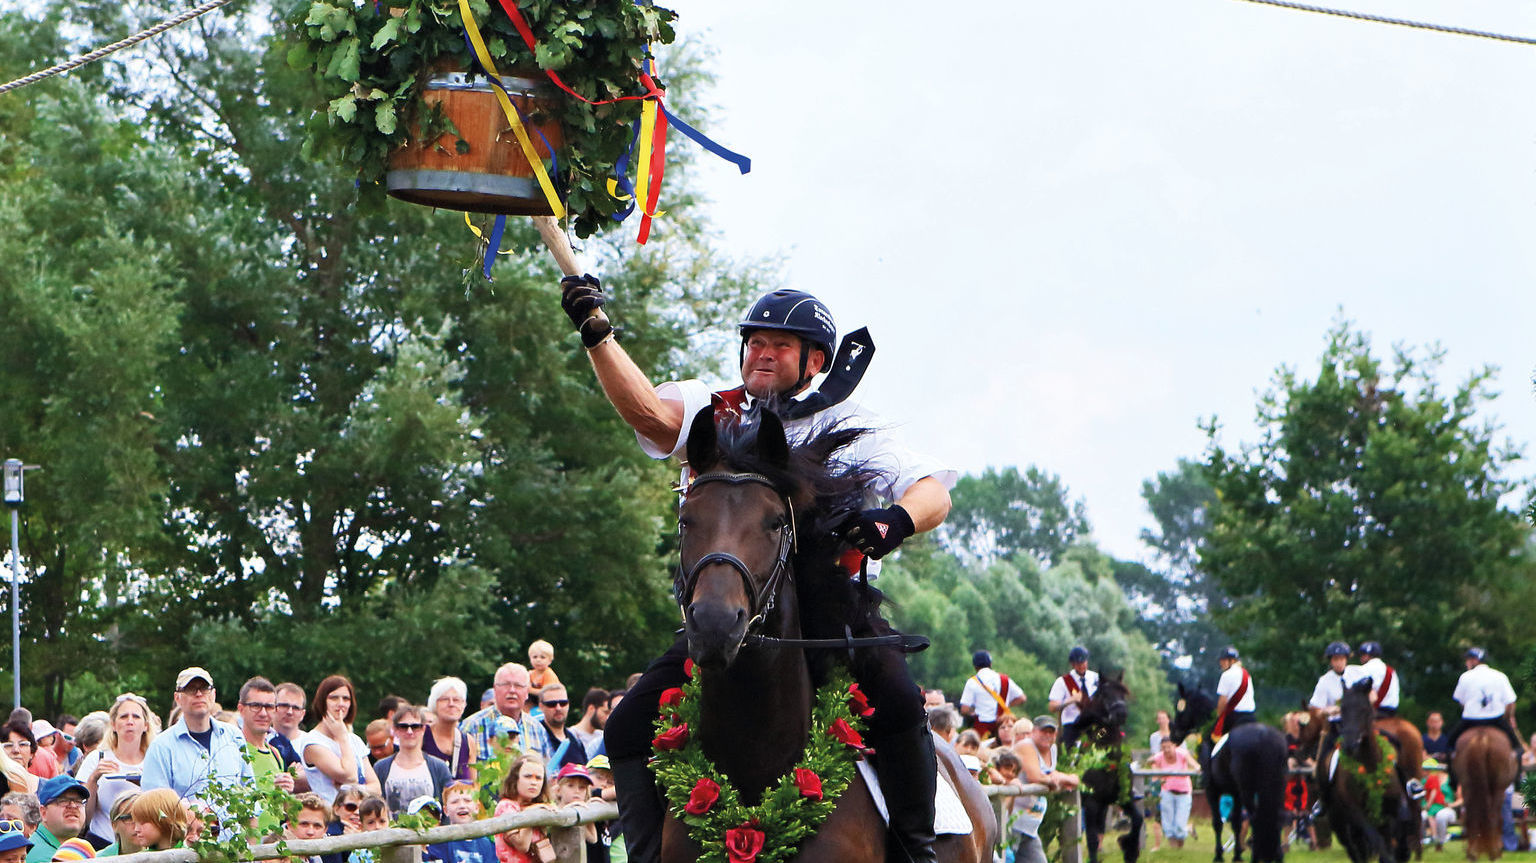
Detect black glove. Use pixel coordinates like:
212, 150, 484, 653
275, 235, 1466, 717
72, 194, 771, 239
560, 273, 613, 348
837, 505, 915, 560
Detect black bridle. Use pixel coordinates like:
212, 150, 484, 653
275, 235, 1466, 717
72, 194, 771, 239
674, 471, 797, 635
674, 470, 929, 656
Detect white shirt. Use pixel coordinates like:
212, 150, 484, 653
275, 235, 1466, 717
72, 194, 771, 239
644, 381, 957, 575
1309, 665, 1369, 710
1453, 664, 1517, 720
1047, 669, 1099, 726
960, 668, 1023, 723
300, 730, 370, 802
1217, 664, 1256, 713
1359, 657, 1400, 710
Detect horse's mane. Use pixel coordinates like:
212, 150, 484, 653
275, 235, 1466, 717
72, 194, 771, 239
710, 402, 890, 684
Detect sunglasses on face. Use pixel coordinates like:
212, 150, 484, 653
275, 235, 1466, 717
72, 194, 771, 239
541, 700, 569, 708
341, 802, 360, 813
394, 723, 425, 731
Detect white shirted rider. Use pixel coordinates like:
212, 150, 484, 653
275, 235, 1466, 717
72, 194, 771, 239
1213, 646, 1256, 736
1357, 641, 1400, 717
1047, 646, 1098, 750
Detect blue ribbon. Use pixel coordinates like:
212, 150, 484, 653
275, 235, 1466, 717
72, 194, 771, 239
482, 214, 506, 280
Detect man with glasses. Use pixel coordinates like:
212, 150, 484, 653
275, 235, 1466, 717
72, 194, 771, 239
141, 667, 252, 800
538, 685, 587, 777
238, 676, 298, 834
459, 664, 550, 766
25, 775, 100, 862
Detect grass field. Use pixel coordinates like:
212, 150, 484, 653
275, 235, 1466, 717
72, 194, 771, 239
1052, 820, 1532, 863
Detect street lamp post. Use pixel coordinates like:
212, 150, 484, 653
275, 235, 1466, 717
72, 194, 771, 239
2, 459, 36, 709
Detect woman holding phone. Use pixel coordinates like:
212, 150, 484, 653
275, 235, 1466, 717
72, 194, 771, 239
301, 675, 382, 802
79, 693, 156, 849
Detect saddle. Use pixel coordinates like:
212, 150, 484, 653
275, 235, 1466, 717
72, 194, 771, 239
855, 758, 973, 836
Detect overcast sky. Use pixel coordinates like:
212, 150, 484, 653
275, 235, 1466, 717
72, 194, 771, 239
665, 0, 1536, 561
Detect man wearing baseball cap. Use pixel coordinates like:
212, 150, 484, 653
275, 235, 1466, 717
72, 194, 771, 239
140, 667, 251, 799
25, 776, 104, 863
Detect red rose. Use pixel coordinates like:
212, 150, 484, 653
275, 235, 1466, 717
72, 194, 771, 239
684, 777, 720, 815
659, 687, 686, 710
793, 768, 823, 801
724, 823, 766, 863
847, 683, 874, 717
684, 658, 696, 678
827, 718, 864, 749
654, 723, 690, 751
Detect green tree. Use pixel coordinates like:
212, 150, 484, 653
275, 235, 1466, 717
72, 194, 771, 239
943, 466, 1090, 567
1115, 458, 1230, 688
1201, 321, 1533, 706
0, 2, 767, 711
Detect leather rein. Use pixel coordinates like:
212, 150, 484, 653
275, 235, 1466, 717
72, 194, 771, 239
675, 470, 928, 655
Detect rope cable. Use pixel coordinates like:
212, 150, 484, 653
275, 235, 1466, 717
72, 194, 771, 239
0, 0, 238, 97
1233, 0, 1536, 47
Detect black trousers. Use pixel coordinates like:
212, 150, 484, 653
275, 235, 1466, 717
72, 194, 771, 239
607, 624, 925, 760
1446, 715, 1523, 755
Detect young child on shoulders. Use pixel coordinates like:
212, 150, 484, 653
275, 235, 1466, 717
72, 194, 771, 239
526, 640, 561, 709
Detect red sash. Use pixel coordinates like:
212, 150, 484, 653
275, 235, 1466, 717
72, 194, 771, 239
1375, 666, 1395, 703
1214, 668, 1250, 737
1061, 673, 1081, 696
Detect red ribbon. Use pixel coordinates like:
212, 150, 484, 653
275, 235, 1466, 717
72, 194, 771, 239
492, 0, 663, 105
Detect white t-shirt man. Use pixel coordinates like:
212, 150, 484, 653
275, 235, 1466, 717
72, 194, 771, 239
1453, 664, 1517, 720
1359, 657, 1400, 710
960, 668, 1024, 724
1217, 663, 1257, 714
1309, 664, 1368, 711
639, 384, 957, 575
1047, 669, 1099, 726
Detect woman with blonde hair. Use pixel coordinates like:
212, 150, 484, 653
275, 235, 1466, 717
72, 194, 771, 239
108, 792, 142, 853
79, 692, 157, 847
129, 788, 190, 850
494, 753, 553, 863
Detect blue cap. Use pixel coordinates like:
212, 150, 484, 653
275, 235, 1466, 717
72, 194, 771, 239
1218, 645, 1240, 661
1068, 646, 1090, 664
37, 774, 90, 806
0, 823, 27, 853
972, 650, 992, 669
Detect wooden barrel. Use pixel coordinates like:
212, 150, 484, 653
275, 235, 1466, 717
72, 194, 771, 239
386, 71, 565, 215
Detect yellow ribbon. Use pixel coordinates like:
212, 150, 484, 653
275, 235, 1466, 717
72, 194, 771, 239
465, 212, 514, 254
633, 98, 657, 217
457, 0, 565, 219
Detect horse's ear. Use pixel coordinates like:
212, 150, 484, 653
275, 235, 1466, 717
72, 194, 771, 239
1177, 681, 1187, 698
1115, 669, 1125, 683
754, 407, 790, 467
686, 407, 719, 474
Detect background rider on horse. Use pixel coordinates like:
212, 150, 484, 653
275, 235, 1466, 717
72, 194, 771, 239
555, 274, 957, 863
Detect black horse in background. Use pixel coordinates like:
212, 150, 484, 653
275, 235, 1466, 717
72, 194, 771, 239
1324, 679, 1416, 863
1172, 684, 1289, 863
1075, 672, 1142, 863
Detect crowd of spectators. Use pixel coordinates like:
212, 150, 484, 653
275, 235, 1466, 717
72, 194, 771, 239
0, 639, 627, 863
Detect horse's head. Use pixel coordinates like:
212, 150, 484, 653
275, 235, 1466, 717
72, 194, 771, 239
1081, 670, 1130, 731
1170, 681, 1216, 741
677, 406, 799, 671
1338, 678, 1376, 758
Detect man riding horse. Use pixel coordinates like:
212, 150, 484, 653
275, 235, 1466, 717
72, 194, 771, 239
555, 273, 956, 863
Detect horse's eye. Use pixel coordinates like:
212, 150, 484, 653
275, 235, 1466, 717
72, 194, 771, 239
678, 517, 692, 532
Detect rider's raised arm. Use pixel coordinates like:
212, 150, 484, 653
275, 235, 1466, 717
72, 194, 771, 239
586, 340, 685, 452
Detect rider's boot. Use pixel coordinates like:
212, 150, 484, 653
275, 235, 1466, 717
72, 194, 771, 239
612, 755, 665, 863
873, 722, 939, 863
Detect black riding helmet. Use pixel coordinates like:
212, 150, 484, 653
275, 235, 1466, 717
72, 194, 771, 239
1359, 641, 1382, 658
1324, 641, 1351, 659
738, 290, 837, 393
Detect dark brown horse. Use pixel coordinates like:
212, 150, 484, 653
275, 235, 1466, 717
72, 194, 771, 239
1324, 680, 1416, 863
660, 406, 993, 863
1172, 684, 1288, 863
1075, 672, 1141, 863
1452, 727, 1517, 861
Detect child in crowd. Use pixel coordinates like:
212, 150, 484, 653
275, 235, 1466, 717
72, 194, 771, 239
552, 765, 599, 846
987, 748, 1022, 787
108, 792, 141, 854
424, 782, 497, 863
286, 794, 331, 863
494, 754, 553, 863
526, 641, 561, 710
129, 788, 190, 851
358, 797, 388, 833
